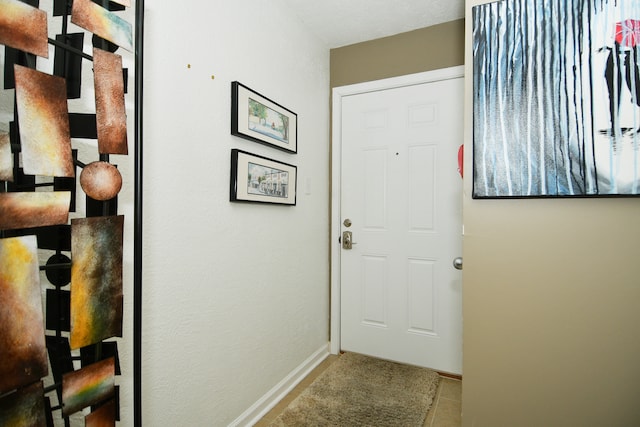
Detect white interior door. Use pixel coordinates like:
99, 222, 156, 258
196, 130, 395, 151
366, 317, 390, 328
335, 70, 463, 374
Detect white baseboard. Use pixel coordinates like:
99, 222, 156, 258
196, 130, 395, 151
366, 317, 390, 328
228, 343, 330, 427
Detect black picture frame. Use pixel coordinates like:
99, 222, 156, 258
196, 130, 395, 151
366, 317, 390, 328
231, 81, 297, 154
230, 149, 297, 205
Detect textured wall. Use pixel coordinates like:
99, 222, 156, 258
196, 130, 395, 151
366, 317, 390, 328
141, 1, 330, 425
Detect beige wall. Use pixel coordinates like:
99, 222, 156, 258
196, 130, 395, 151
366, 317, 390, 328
330, 20, 464, 88
331, 10, 640, 427
462, 1, 640, 426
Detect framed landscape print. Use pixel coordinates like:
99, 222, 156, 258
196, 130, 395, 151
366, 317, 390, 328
230, 149, 297, 205
231, 81, 297, 153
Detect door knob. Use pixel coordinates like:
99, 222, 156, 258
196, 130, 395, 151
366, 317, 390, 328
453, 257, 463, 270
342, 231, 357, 249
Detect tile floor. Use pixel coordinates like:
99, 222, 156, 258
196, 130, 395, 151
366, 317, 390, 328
254, 355, 462, 426
424, 376, 462, 427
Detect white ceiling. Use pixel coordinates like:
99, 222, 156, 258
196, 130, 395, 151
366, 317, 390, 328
283, 0, 465, 48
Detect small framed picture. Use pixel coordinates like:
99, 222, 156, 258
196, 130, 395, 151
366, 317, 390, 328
231, 81, 297, 154
230, 149, 297, 205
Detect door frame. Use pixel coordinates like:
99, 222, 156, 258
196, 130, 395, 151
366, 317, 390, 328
330, 65, 465, 355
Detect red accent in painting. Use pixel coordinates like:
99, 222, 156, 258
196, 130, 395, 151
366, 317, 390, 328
615, 19, 640, 48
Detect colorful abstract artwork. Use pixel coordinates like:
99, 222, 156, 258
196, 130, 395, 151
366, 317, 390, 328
70, 216, 124, 350
0, 382, 47, 427
80, 161, 123, 201
62, 357, 115, 417
93, 48, 128, 155
14, 64, 74, 178
0, 192, 71, 230
71, 0, 133, 52
472, 0, 640, 197
0, 0, 48, 57
0, 236, 48, 394
0, 132, 12, 181
0, 0, 137, 422
85, 398, 117, 427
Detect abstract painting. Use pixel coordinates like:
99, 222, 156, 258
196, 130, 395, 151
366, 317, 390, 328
71, 0, 133, 52
70, 216, 124, 350
472, 0, 640, 197
0, 192, 71, 230
80, 161, 123, 201
0, 132, 12, 181
0, 382, 47, 427
0, 0, 48, 57
62, 357, 115, 417
85, 398, 117, 427
93, 48, 128, 155
0, 0, 138, 423
0, 236, 48, 394
14, 64, 75, 178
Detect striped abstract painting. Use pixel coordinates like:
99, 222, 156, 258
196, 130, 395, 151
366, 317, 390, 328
473, 0, 640, 197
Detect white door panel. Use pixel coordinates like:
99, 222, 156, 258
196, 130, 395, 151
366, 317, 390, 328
340, 76, 463, 374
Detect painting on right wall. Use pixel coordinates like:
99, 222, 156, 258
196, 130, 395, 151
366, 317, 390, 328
472, 0, 640, 198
